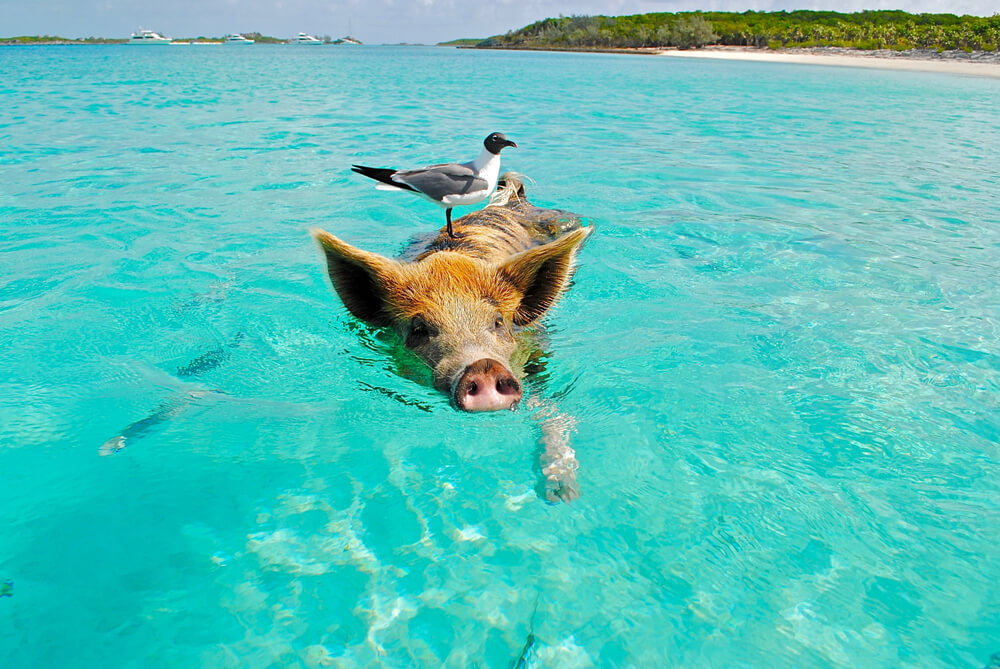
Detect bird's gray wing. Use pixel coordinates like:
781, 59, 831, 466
393, 163, 488, 200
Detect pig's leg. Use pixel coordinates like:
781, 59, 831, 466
529, 398, 580, 503
541, 415, 579, 503
98, 390, 207, 456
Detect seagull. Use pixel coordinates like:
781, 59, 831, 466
352, 132, 517, 238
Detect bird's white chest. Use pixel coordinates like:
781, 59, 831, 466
476, 153, 502, 191
439, 153, 500, 207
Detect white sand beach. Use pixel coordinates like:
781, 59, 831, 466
657, 46, 1000, 79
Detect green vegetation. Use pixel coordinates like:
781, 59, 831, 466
480, 11, 1000, 51
1, 32, 291, 44
438, 38, 487, 47
237, 32, 285, 44
669, 16, 717, 49
0, 35, 125, 44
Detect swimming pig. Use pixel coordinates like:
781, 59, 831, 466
312, 175, 591, 412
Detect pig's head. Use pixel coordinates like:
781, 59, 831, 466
312, 227, 591, 411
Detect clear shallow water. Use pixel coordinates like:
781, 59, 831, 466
1, 44, 999, 667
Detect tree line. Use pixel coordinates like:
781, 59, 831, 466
480, 11, 1000, 52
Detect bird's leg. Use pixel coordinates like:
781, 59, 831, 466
446, 208, 455, 238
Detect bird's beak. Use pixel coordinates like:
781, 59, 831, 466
505, 139, 517, 149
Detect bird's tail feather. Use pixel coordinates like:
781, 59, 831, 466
351, 165, 417, 192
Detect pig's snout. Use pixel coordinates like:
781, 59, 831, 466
453, 358, 522, 412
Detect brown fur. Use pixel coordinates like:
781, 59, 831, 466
312, 174, 592, 401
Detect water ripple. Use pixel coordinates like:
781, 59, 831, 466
1, 45, 999, 669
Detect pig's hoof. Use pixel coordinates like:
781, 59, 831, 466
99, 436, 126, 457
545, 474, 580, 504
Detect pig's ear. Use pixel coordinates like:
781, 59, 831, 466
311, 228, 399, 327
498, 227, 592, 326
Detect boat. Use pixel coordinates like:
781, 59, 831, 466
129, 29, 172, 44
291, 32, 323, 45
225, 33, 254, 44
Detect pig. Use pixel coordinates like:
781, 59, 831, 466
312, 175, 591, 501
312, 175, 591, 411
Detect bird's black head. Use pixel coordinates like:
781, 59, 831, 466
484, 132, 517, 155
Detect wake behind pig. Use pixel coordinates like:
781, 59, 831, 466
312, 174, 591, 412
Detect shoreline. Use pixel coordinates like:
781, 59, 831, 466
5, 39, 1000, 77
656, 46, 1000, 78
469, 44, 1000, 78
468, 46, 1000, 79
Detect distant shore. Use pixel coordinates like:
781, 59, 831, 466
0, 38, 126, 45
657, 45, 1000, 78
467, 44, 1000, 78
0, 34, 358, 46
5, 37, 999, 78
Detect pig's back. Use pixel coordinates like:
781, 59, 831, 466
403, 189, 584, 264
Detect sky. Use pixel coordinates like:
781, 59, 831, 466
1, 0, 997, 44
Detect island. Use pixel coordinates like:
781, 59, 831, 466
457, 10, 1000, 56
0, 32, 360, 45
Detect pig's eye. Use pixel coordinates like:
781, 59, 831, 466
406, 317, 431, 347
492, 314, 505, 331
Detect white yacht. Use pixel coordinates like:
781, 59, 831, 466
129, 29, 172, 44
291, 32, 323, 45
224, 33, 254, 44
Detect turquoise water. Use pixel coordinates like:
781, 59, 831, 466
1, 44, 999, 667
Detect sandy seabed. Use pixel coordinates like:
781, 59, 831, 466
657, 46, 1000, 78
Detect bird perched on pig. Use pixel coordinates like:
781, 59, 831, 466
351, 132, 517, 238
312, 174, 590, 413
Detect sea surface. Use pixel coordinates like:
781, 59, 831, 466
1, 45, 998, 668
